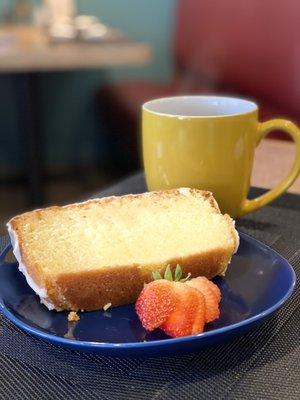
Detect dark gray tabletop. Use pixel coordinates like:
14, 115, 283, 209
0, 172, 299, 400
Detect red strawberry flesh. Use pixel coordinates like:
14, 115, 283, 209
186, 277, 221, 323
160, 282, 206, 337
135, 280, 176, 331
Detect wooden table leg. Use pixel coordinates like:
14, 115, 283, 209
15, 72, 44, 206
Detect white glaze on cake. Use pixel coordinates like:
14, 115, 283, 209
7, 221, 55, 310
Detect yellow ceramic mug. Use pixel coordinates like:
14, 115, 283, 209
142, 96, 300, 217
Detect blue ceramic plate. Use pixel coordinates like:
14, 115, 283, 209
0, 232, 295, 357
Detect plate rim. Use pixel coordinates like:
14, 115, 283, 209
0, 232, 296, 350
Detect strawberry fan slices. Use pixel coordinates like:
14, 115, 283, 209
135, 267, 221, 338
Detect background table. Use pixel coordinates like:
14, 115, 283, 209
0, 173, 299, 400
0, 26, 151, 73
0, 25, 151, 206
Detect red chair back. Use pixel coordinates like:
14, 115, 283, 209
175, 0, 300, 117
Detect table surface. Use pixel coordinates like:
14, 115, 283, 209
0, 25, 152, 72
252, 138, 300, 194
0, 173, 299, 400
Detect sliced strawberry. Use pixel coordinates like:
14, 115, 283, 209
186, 277, 221, 323
187, 277, 221, 303
135, 280, 176, 331
160, 282, 206, 337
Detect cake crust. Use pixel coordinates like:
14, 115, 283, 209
54, 247, 233, 311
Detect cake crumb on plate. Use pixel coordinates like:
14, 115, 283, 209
103, 302, 112, 311
68, 311, 80, 322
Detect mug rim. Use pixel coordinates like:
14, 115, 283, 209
142, 95, 258, 118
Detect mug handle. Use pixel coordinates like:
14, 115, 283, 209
241, 119, 300, 216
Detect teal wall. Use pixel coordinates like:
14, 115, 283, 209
0, 0, 176, 169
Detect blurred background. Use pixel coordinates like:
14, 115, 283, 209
0, 0, 299, 233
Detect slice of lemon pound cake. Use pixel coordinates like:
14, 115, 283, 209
7, 188, 239, 311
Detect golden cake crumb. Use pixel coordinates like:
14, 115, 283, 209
68, 311, 80, 322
